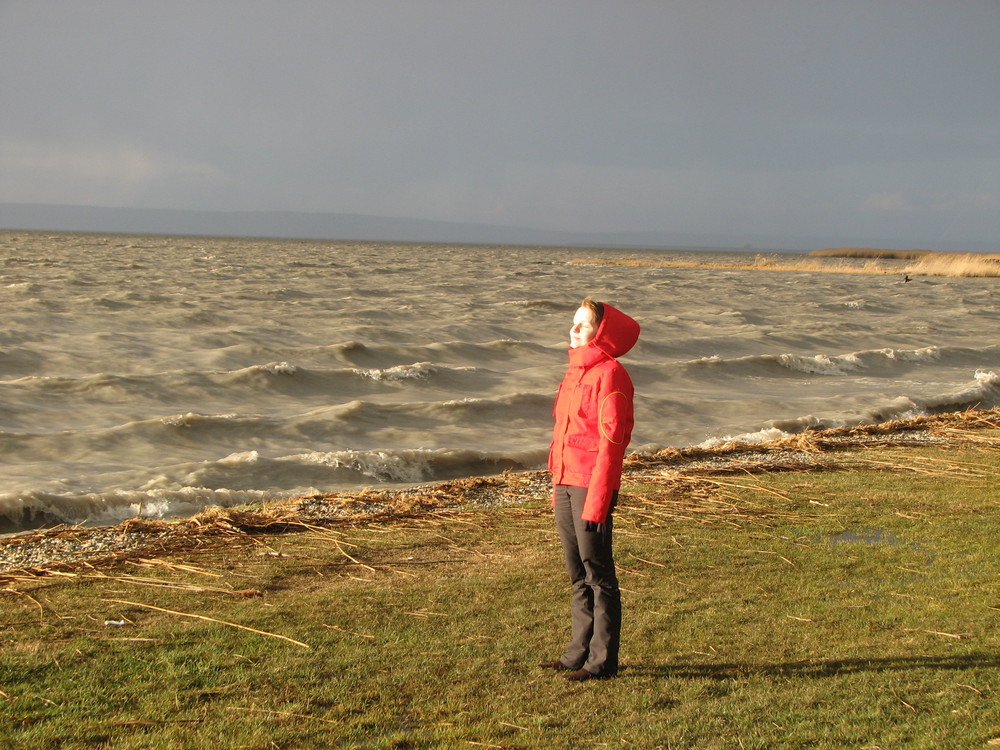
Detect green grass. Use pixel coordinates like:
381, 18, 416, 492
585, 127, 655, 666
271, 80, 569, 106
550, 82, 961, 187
2, 439, 999, 749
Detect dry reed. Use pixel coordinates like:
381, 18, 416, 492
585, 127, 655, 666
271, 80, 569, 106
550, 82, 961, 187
102, 598, 311, 648
2, 408, 998, 582
570, 250, 1000, 278
902, 253, 1000, 278
808, 248, 936, 260
570, 256, 882, 275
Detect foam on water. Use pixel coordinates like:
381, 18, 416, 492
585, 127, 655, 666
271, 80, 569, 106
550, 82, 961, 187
777, 352, 864, 375
246, 362, 299, 376
0, 486, 274, 533
354, 362, 452, 382
698, 370, 1000, 448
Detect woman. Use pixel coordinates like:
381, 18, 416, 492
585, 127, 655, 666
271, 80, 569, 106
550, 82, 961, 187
541, 297, 639, 681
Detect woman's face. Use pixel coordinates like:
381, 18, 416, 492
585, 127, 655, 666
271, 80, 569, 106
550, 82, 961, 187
570, 306, 597, 349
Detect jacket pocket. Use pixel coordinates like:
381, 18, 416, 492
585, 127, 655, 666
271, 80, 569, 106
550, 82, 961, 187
576, 384, 595, 418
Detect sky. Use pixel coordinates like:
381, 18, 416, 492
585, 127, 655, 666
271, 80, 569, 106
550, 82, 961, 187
1, 0, 999, 250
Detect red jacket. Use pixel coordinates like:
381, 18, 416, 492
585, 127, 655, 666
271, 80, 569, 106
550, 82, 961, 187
549, 303, 639, 524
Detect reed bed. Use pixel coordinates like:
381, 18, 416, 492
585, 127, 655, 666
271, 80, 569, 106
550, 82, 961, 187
808, 248, 937, 260
902, 252, 1000, 278
571, 250, 1000, 278
570, 255, 884, 275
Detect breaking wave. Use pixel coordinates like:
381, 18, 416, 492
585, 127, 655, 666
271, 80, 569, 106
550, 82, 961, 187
0, 446, 546, 532
698, 370, 1000, 449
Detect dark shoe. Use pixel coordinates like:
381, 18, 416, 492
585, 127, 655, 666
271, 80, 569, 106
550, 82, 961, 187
564, 668, 615, 681
539, 659, 572, 671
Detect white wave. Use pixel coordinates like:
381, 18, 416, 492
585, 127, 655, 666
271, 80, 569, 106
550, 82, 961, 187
354, 362, 438, 382
218, 450, 260, 464
777, 352, 863, 376
776, 346, 940, 376
289, 446, 544, 485
919, 370, 1000, 410
161, 412, 239, 427
862, 371, 1000, 422
699, 370, 1000, 451
295, 449, 436, 483
0, 486, 275, 530
852, 372, 1000, 424
697, 427, 795, 450
975, 369, 1000, 386
860, 396, 923, 423
443, 397, 484, 407
237, 361, 298, 375
874, 346, 940, 362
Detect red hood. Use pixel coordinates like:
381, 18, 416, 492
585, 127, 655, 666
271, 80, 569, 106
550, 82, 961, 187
569, 303, 639, 364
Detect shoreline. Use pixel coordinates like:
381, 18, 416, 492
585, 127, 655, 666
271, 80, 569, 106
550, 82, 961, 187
2, 408, 997, 578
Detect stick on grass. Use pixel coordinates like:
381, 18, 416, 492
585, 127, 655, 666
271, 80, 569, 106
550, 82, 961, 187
102, 599, 310, 649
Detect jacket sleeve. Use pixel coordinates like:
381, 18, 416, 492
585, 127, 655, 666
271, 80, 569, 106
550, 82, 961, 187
548, 382, 563, 507
581, 365, 634, 523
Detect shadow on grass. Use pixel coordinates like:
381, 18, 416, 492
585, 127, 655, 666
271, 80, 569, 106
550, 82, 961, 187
630, 652, 1000, 680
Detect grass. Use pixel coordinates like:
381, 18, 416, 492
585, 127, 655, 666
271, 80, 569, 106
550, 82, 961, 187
2, 426, 1000, 748
571, 250, 1000, 278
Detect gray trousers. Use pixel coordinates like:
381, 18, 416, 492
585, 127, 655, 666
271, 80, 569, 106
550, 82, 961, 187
553, 484, 621, 676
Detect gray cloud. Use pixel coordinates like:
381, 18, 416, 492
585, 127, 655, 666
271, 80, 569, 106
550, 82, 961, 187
2, 0, 998, 248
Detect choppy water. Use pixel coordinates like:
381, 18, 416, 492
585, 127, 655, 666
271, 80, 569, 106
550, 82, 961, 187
1, 231, 997, 531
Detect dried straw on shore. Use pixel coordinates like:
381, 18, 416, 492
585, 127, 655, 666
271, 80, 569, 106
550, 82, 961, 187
2, 408, 998, 582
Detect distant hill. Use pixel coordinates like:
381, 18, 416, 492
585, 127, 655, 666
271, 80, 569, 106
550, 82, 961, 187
0, 202, 762, 250
3, 203, 994, 253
